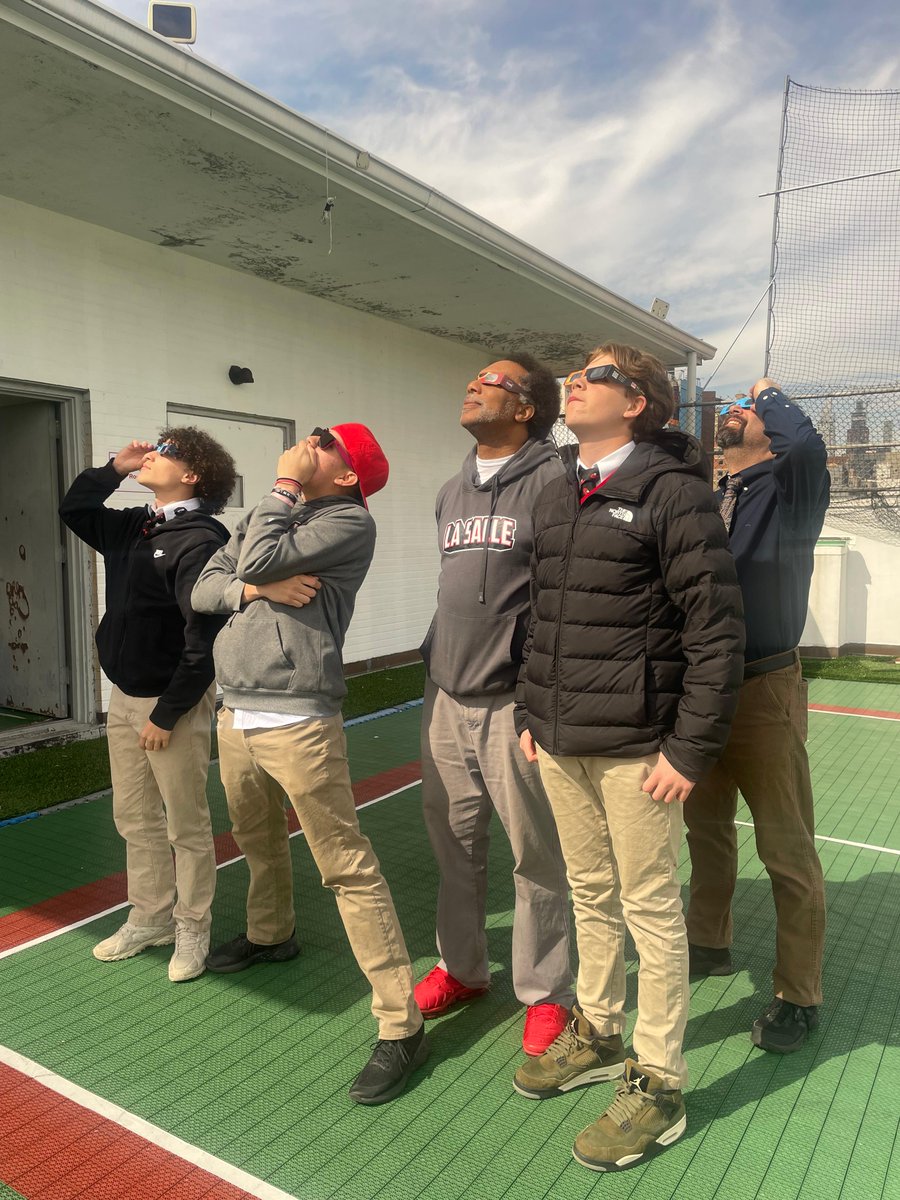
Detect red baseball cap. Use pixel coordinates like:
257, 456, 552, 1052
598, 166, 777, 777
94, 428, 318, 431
331, 423, 390, 508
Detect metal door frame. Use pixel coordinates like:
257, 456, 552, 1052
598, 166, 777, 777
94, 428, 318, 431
0, 377, 94, 730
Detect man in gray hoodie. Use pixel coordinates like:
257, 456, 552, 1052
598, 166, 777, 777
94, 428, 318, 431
192, 424, 427, 1106
416, 355, 575, 1056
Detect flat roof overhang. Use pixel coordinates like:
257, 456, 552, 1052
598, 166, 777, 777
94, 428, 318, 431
0, 0, 716, 373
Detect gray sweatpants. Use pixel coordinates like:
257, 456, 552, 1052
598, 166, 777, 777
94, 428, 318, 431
421, 678, 575, 1007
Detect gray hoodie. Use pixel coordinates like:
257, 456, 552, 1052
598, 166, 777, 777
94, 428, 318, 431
421, 437, 564, 698
192, 493, 375, 718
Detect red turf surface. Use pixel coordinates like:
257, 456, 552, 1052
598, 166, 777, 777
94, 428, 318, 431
808, 703, 900, 720
0, 761, 421, 955
0, 1061, 258, 1199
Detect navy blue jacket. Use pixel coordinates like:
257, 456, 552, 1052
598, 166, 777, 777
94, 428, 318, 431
721, 387, 829, 663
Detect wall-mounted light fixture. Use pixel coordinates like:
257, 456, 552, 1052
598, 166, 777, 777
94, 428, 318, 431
228, 365, 254, 384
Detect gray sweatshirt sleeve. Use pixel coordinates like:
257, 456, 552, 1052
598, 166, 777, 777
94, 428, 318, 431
237, 496, 374, 582
191, 526, 247, 615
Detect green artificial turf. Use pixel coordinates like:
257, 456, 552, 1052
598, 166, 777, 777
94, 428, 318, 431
2, 686, 900, 1200
0, 735, 112, 822
801, 655, 900, 685
343, 662, 425, 719
0, 663, 426, 822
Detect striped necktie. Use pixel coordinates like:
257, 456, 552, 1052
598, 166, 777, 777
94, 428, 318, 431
720, 474, 743, 534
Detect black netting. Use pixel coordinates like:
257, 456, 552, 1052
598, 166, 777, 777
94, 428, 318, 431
766, 80, 900, 541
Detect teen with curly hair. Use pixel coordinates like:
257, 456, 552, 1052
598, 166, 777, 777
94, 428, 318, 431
60, 428, 237, 982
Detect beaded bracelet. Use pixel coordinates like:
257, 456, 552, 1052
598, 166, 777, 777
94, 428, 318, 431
271, 487, 299, 504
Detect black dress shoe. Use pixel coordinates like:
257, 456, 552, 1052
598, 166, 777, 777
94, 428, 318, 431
688, 943, 735, 977
349, 1024, 430, 1105
752, 997, 819, 1053
205, 931, 299, 974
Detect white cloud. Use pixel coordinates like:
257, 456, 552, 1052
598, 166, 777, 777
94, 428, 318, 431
113, 0, 900, 398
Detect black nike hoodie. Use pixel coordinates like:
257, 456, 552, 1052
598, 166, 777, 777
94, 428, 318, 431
60, 461, 229, 729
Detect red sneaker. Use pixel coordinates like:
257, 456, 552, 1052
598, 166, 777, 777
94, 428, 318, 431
522, 1003, 570, 1055
414, 965, 489, 1018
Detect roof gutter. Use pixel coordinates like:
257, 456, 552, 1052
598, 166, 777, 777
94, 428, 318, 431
2, 0, 716, 363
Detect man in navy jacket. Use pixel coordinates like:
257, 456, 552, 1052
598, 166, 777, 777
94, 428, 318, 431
684, 377, 830, 1053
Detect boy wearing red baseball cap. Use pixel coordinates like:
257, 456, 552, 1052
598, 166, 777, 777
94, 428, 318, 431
193, 424, 428, 1105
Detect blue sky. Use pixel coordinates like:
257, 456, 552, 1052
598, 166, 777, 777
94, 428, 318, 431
115, 0, 900, 394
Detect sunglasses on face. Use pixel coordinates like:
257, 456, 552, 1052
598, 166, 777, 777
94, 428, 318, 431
310, 427, 353, 469
474, 370, 530, 397
563, 364, 641, 393
154, 442, 182, 459
718, 398, 754, 417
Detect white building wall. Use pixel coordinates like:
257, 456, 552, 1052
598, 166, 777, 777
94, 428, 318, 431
802, 522, 900, 653
0, 195, 486, 711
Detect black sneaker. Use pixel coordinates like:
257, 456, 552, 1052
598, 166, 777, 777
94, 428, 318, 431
349, 1024, 430, 1105
688, 944, 735, 977
751, 997, 819, 1053
205, 932, 299, 974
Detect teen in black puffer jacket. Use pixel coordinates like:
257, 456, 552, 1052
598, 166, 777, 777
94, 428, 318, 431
516, 429, 745, 781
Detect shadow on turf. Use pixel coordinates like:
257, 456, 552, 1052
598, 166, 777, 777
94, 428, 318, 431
682, 868, 900, 1131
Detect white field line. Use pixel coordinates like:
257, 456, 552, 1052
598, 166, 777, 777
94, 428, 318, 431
0, 779, 422, 961
734, 819, 900, 857
0, 1044, 298, 1200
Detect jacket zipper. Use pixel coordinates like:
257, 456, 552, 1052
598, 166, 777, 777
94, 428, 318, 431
552, 485, 582, 754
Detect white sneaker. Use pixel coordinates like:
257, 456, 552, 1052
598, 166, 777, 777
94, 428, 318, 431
168, 926, 210, 983
93, 921, 176, 962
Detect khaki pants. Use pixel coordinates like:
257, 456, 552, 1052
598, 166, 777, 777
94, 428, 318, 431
684, 661, 825, 1006
217, 708, 421, 1040
537, 748, 688, 1090
106, 684, 216, 931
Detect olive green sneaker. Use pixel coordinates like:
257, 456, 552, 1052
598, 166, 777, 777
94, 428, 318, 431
572, 1059, 686, 1171
513, 1004, 626, 1098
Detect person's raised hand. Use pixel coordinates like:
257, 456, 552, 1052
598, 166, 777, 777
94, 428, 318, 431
750, 377, 779, 401
277, 441, 317, 488
112, 441, 155, 476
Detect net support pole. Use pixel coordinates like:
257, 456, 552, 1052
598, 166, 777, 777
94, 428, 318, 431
686, 352, 697, 429
764, 75, 790, 376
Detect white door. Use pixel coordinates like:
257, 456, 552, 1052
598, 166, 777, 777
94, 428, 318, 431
0, 401, 68, 718
168, 409, 293, 534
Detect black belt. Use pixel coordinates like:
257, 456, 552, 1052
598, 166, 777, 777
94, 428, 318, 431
743, 648, 799, 680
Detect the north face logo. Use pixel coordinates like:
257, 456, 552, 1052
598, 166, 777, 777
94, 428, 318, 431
608, 507, 634, 523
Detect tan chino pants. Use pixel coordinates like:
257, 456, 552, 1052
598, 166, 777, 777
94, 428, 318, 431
216, 708, 421, 1040
537, 748, 689, 1090
106, 684, 216, 931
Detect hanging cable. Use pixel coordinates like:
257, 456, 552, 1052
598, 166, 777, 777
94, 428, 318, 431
701, 277, 774, 392
322, 133, 335, 254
